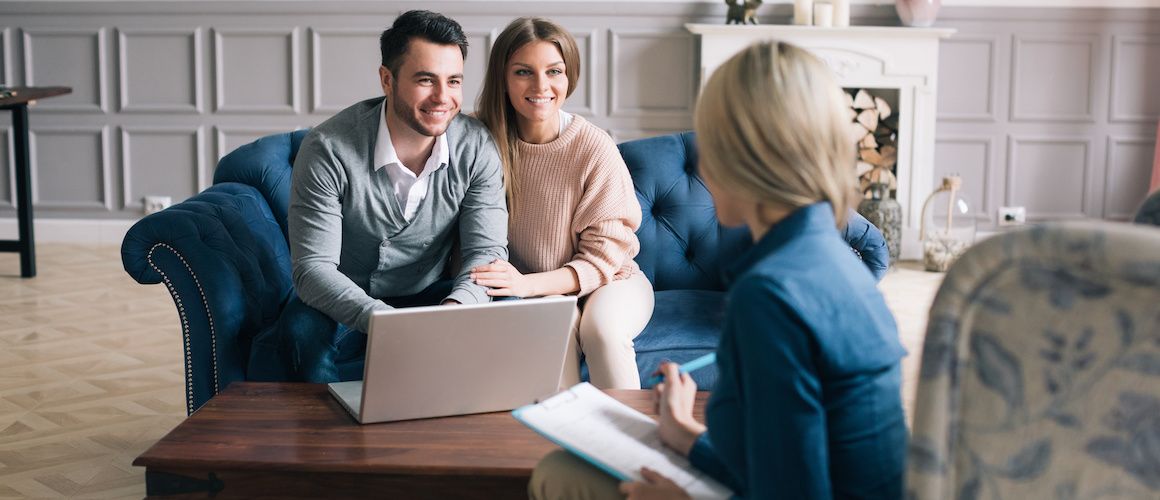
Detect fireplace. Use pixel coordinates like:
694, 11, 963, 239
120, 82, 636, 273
686, 24, 954, 260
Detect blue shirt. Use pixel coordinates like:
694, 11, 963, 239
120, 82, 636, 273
688, 202, 907, 499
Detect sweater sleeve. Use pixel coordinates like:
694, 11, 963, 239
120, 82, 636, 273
564, 140, 642, 296
288, 133, 391, 331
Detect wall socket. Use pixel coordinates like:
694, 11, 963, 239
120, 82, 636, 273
143, 195, 173, 215
997, 206, 1026, 226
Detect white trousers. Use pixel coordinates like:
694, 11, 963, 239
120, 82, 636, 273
559, 272, 654, 390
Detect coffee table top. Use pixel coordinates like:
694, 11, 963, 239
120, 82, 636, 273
134, 382, 707, 478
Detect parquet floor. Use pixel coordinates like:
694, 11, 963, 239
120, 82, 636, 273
0, 244, 943, 499
0, 245, 184, 499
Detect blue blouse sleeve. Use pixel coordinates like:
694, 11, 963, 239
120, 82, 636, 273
688, 432, 742, 493
727, 279, 834, 499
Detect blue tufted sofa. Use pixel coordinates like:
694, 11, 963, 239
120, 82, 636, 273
122, 130, 889, 414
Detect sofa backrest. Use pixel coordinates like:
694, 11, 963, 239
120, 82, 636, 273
618, 132, 753, 293
217, 130, 760, 294
214, 130, 309, 240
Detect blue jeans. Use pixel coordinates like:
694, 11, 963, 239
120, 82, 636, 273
278, 279, 453, 383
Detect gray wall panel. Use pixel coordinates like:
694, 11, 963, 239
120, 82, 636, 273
214, 28, 299, 113
1010, 34, 1098, 123
1104, 136, 1155, 219
938, 36, 997, 122
461, 30, 492, 114
608, 30, 695, 117
29, 126, 109, 209
118, 28, 202, 113
310, 28, 381, 113
1, 28, 11, 86
22, 27, 107, 113
0, 2, 1155, 227
1109, 35, 1160, 123
934, 137, 992, 222
0, 127, 11, 207
121, 127, 204, 209
1007, 137, 1091, 219
215, 126, 300, 162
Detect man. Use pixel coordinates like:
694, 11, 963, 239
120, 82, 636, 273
285, 10, 507, 382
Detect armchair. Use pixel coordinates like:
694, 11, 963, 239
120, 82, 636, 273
907, 222, 1160, 498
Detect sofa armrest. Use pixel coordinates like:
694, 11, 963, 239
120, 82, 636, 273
121, 183, 293, 414
843, 209, 890, 281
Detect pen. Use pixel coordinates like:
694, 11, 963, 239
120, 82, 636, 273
645, 352, 717, 387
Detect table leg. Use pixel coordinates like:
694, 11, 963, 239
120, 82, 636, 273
11, 104, 35, 278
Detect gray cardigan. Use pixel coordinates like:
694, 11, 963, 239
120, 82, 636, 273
289, 97, 508, 331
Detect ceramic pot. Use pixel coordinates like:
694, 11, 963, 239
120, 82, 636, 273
895, 0, 941, 27
857, 183, 902, 265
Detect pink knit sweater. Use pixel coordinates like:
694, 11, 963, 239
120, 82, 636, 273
509, 115, 642, 296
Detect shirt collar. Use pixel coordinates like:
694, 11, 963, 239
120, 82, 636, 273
373, 108, 449, 174
724, 201, 837, 282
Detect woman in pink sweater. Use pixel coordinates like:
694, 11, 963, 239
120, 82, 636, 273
473, 17, 654, 390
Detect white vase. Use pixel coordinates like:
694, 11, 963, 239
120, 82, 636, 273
895, 0, 941, 27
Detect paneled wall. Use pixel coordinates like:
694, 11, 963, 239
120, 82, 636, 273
933, 8, 1160, 224
0, 1, 1157, 232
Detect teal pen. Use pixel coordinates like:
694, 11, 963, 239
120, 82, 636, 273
645, 352, 717, 387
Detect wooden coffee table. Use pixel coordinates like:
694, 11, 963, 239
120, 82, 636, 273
135, 382, 708, 499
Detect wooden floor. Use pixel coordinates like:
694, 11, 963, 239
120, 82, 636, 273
0, 244, 943, 499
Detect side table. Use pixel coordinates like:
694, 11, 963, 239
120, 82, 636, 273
0, 86, 72, 277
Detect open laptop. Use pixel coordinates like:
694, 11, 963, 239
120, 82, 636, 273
328, 296, 577, 424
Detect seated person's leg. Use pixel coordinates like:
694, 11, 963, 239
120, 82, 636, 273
529, 450, 624, 500
277, 294, 342, 383
577, 273, 654, 389
278, 280, 455, 383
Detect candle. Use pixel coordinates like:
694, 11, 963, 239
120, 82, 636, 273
833, 0, 850, 27
814, 2, 834, 27
794, 0, 814, 26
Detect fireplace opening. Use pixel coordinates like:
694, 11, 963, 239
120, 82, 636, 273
844, 87, 901, 200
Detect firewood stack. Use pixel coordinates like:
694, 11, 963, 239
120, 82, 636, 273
846, 89, 899, 198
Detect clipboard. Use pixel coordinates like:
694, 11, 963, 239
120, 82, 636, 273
512, 383, 732, 500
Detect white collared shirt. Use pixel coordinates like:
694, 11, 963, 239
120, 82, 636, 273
373, 110, 449, 222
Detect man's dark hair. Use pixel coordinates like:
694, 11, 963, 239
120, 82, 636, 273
380, 10, 469, 77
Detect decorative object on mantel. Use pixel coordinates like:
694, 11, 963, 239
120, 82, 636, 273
919, 176, 975, 272
895, 0, 941, 27
832, 0, 850, 27
725, 0, 763, 25
849, 88, 901, 263
793, 0, 813, 25
813, 2, 834, 27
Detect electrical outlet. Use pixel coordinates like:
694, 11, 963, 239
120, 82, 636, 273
143, 195, 172, 215
997, 206, 1026, 226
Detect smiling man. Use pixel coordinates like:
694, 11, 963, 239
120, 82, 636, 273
286, 10, 507, 382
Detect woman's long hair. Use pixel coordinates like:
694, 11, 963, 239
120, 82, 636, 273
694, 41, 855, 227
476, 17, 580, 214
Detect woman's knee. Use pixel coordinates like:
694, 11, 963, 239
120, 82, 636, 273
528, 450, 623, 500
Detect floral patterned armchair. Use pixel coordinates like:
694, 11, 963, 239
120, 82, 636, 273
907, 222, 1160, 499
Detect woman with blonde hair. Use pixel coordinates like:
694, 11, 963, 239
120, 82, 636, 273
529, 41, 906, 499
472, 17, 654, 390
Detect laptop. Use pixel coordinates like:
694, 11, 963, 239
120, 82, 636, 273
328, 296, 578, 424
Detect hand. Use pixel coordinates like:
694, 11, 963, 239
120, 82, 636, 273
619, 467, 692, 500
653, 362, 706, 456
470, 259, 534, 297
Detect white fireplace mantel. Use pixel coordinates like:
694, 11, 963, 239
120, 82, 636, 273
686, 23, 954, 260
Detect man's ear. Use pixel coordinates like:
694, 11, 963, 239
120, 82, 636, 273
379, 65, 393, 95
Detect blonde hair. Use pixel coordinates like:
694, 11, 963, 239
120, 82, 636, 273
476, 17, 581, 213
694, 41, 854, 227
